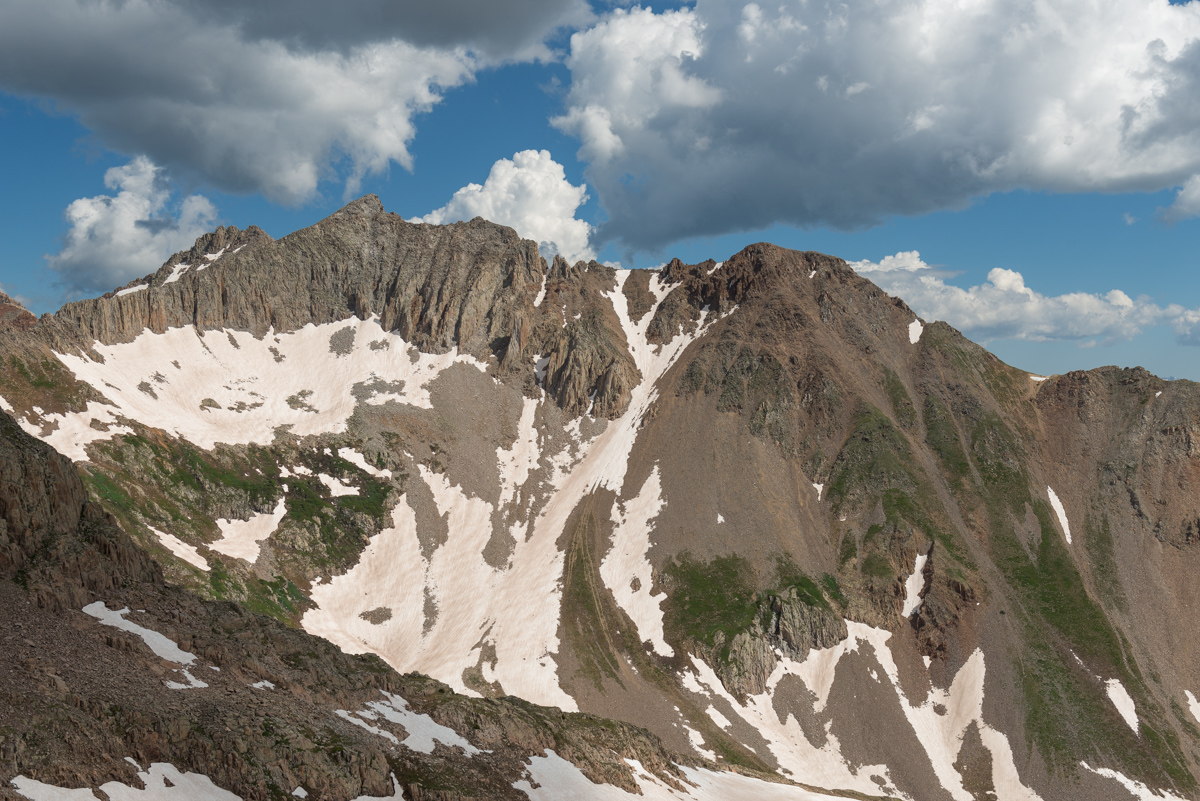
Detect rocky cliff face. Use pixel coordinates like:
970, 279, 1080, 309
0, 292, 35, 332
2, 196, 1198, 801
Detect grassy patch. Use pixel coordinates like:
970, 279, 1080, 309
336, 476, 391, 517
883, 367, 916, 429
967, 414, 1193, 789
923, 395, 971, 485
243, 576, 309, 622
862, 552, 894, 580
84, 469, 136, 514
662, 554, 758, 659
774, 557, 830, 609
821, 573, 846, 606
1084, 512, 1128, 613
827, 406, 916, 512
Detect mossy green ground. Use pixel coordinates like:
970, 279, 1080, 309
82, 431, 397, 625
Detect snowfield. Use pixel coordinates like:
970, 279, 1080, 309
37, 316, 487, 457
681, 623, 1041, 801
209, 499, 287, 563
304, 271, 714, 710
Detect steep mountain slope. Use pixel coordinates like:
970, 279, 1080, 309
0, 407, 841, 801
2, 195, 1198, 800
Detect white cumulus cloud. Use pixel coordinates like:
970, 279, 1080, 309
0, 0, 512, 205
414, 150, 595, 265
850, 251, 1200, 346
557, 0, 1200, 252
48, 157, 217, 297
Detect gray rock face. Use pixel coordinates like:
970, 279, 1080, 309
0, 410, 161, 613
773, 588, 848, 660
42, 197, 546, 373
0, 291, 35, 332
697, 590, 848, 701
530, 258, 641, 419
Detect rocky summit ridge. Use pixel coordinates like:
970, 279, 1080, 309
1, 195, 1199, 801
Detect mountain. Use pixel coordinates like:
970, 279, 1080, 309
2, 194, 1198, 801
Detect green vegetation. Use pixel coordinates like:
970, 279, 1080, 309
774, 557, 831, 609
1084, 512, 1128, 613
243, 576, 309, 621
826, 407, 916, 510
963, 412, 1194, 789
923, 395, 971, 485
662, 552, 839, 668
662, 554, 759, 661
883, 367, 916, 429
676, 340, 799, 452
821, 573, 846, 606
827, 406, 974, 585
9, 355, 57, 389
84, 469, 136, 514
862, 552, 894, 580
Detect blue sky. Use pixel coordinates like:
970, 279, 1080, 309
1, 0, 1199, 380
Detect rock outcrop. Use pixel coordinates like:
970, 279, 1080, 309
0, 292, 35, 332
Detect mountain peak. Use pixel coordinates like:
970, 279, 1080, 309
0, 290, 35, 331
332, 193, 386, 219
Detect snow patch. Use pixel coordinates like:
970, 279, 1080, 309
209, 499, 287, 563
337, 692, 481, 755
116, 284, 148, 297
149, 526, 209, 572
1106, 678, 1138, 734
163, 669, 209, 690
319, 473, 359, 497
683, 723, 716, 760
1080, 762, 1188, 801
163, 263, 190, 285
533, 355, 549, 386
705, 705, 732, 730
13, 763, 239, 801
600, 466, 674, 657
908, 319, 924, 344
1187, 690, 1200, 723
717, 513, 725, 524
48, 318, 487, 453
495, 397, 539, 510
812, 482, 823, 499
1047, 486, 1071, 544
901, 552, 928, 618
533, 274, 548, 308
683, 623, 1041, 801
291, 789, 307, 799
24, 401, 135, 462
251, 680, 275, 690
306, 269, 708, 711
1030, 375, 1049, 382
10, 778, 100, 800
82, 602, 196, 665
337, 448, 393, 479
